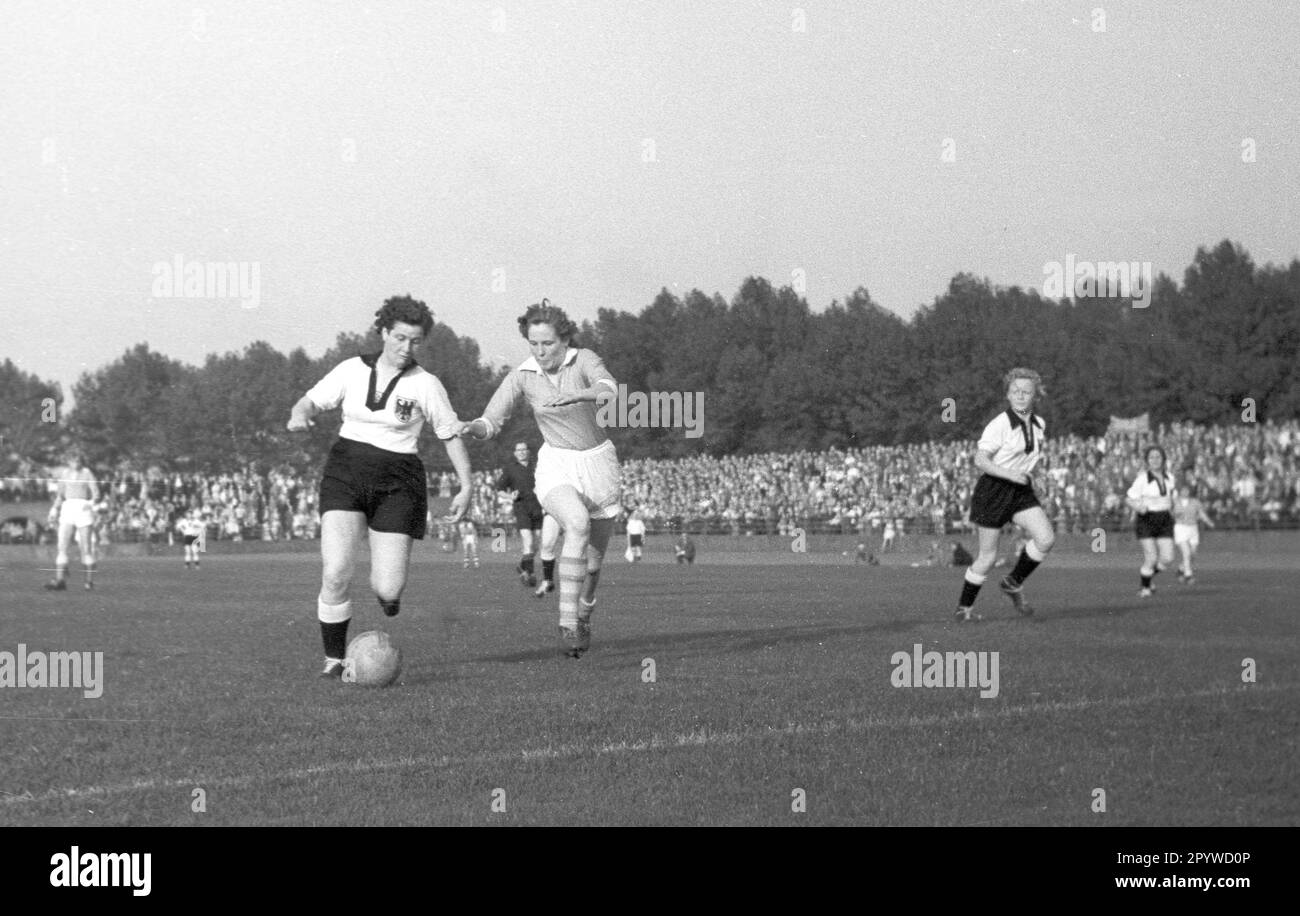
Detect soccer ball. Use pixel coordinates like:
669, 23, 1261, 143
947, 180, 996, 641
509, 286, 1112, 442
343, 630, 402, 687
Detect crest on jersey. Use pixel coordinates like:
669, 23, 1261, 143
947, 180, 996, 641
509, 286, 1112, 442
394, 397, 416, 422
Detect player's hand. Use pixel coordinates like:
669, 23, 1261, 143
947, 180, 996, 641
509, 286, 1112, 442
287, 414, 314, 431
443, 489, 471, 523
543, 393, 583, 408
453, 419, 484, 439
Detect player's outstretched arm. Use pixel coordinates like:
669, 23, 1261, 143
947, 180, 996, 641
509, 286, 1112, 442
442, 435, 474, 522
287, 396, 319, 431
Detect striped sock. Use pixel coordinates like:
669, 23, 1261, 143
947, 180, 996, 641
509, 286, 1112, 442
558, 557, 585, 627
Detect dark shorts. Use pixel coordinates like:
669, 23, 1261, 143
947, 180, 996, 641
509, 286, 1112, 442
1135, 510, 1174, 540
513, 497, 544, 531
319, 438, 428, 539
629, 533, 644, 548
183, 535, 198, 546
970, 474, 1040, 529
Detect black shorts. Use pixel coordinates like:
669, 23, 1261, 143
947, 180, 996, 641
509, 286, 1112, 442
513, 497, 544, 531
970, 474, 1040, 529
319, 438, 428, 539
629, 533, 643, 548
1135, 510, 1174, 540
183, 535, 198, 546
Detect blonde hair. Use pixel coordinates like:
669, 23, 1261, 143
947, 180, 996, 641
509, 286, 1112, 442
1003, 367, 1045, 399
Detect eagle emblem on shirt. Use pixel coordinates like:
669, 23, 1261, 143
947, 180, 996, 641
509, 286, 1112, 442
394, 397, 416, 422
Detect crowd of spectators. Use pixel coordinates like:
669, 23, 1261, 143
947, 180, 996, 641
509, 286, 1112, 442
3, 421, 1297, 543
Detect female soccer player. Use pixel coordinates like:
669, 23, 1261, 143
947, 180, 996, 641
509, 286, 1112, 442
457, 299, 621, 657
288, 296, 472, 679
1172, 480, 1215, 584
1126, 445, 1177, 597
44, 450, 100, 591
954, 368, 1055, 621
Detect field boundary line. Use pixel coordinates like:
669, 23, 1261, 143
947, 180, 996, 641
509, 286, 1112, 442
3, 681, 1293, 808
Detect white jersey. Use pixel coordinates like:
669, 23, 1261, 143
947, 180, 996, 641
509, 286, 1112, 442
1127, 470, 1175, 513
626, 518, 646, 537
977, 409, 1046, 476
306, 355, 461, 454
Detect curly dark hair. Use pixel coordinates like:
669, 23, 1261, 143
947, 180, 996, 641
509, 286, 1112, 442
517, 298, 578, 342
1142, 444, 1168, 470
374, 295, 434, 336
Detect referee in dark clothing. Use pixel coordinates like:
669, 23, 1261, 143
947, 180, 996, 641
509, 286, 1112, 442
498, 442, 545, 587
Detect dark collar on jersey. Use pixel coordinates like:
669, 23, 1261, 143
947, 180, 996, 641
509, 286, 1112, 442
1147, 470, 1170, 495
361, 353, 418, 412
1004, 409, 1041, 453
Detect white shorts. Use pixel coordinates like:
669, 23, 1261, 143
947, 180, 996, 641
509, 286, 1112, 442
1173, 524, 1199, 548
536, 439, 622, 520
59, 498, 96, 529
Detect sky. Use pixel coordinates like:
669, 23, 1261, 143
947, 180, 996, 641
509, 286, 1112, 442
2, 0, 1297, 405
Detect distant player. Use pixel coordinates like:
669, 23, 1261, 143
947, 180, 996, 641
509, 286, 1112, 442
955, 368, 1055, 621
459, 517, 480, 568
1127, 445, 1176, 597
287, 296, 472, 680
1172, 483, 1215, 584
458, 298, 622, 658
881, 518, 897, 553
44, 452, 100, 591
498, 441, 543, 586
949, 541, 974, 567
534, 513, 560, 597
176, 510, 205, 569
625, 509, 646, 562
675, 532, 697, 565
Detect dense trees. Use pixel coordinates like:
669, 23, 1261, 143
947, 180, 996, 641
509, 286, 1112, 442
9, 239, 1296, 471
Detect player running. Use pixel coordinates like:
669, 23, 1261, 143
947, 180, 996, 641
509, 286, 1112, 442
498, 441, 543, 586
457, 298, 621, 657
1172, 481, 1215, 584
954, 368, 1055, 621
44, 452, 100, 591
1127, 445, 1177, 597
458, 517, 480, 568
288, 296, 472, 680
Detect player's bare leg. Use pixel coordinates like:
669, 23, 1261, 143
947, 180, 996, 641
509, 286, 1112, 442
76, 524, 96, 589
317, 510, 365, 677
1177, 539, 1193, 581
1138, 538, 1159, 596
45, 522, 76, 591
369, 530, 412, 617
955, 525, 1001, 621
998, 506, 1054, 616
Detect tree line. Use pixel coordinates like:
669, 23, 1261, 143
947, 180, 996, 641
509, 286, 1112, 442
1, 238, 1296, 476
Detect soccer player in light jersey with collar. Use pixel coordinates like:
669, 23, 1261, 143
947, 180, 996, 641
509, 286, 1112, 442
1172, 479, 1214, 585
955, 368, 1056, 621
288, 296, 473, 679
1126, 445, 1177, 597
458, 299, 621, 657
44, 451, 100, 591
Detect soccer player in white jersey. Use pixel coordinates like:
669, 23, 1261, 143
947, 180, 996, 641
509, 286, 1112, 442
176, 510, 205, 569
458, 299, 621, 657
458, 517, 480, 568
625, 508, 646, 562
954, 368, 1056, 621
44, 452, 100, 591
1172, 480, 1214, 584
1126, 445, 1177, 597
288, 296, 472, 679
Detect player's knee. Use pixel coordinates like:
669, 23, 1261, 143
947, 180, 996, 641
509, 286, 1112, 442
321, 567, 352, 598
1033, 533, 1055, 554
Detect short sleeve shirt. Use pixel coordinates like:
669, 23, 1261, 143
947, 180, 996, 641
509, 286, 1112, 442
307, 355, 460, 454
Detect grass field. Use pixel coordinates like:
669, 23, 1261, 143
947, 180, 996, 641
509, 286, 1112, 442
1, 533, 1297, 826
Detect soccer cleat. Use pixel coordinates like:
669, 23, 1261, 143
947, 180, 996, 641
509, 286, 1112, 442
318, 659, 345, 679
954, 606, 981, 623
44, 580, 67, 591
999, 576, 1033, 616
1138, 587, 1153, 598
84, 581, 93, 591
519, 569, 532, 588
534, 579, 554, 599
379, 598, 400, 618
558, 625, 585, 658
